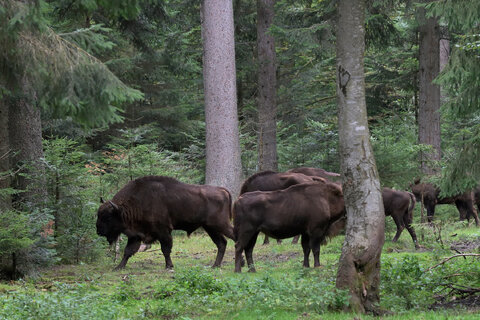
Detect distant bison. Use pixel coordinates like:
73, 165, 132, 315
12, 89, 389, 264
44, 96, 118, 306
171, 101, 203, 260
240, 171, 321, 244
382, 188, 418, 248
96, 176, 235, 270
287, 167, 341, 181
411, 181, 479, 225
233, 180, 345, 272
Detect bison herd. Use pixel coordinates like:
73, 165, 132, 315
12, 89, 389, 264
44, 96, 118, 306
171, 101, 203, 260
96, 168, 479, 273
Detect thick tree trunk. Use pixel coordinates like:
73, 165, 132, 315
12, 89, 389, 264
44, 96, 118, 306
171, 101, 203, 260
257, 0, 278, 172
335, 0, 385, 314
418, 4, 441, 174
201, 0, 243, 197
8, 78, 46, 208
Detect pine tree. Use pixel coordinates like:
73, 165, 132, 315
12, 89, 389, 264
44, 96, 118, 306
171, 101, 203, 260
202, 0, 243, 196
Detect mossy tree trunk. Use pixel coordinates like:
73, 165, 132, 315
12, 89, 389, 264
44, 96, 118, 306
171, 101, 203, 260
335, 0, 385, 314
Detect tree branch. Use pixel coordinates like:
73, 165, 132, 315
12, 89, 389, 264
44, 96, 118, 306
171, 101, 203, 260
428, 253, 480, 271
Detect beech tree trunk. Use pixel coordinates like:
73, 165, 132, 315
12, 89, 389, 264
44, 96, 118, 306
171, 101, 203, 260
335, 0, 385, 314
201, 0, 243, 197
418, 4, 441, 174
257, 0, 278, 172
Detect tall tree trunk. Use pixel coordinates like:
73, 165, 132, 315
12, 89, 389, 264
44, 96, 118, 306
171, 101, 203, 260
418, 4, 441, 174
201, 0, 243, 197
257, 0, 278, 172
0, 96, 11, 210
8, 78, 46, 208
335, 0, 385, 314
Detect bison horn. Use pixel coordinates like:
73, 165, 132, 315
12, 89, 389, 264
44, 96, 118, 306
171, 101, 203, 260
109, 201, 119, 211
100, 197, 105, 203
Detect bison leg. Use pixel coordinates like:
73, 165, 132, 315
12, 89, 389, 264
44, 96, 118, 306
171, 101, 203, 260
115, 236, 141, 270
234, 241, 244, 273
404, 221, 419, 249
391, 214, 405, 243
158, 232, 174, 269
426, 204, 435, 223
301, 234, 311, 268
455, 200, 468, 221
262, 234, 270, 245
310, 236, 324, 268
204, 227, 228, 268
291, 235, 300, 244
245, 233, 259, 272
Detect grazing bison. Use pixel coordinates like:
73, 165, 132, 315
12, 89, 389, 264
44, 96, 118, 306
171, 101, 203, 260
382, 188, 418, 248
410, 181, 480, 226
287, 167, 341, 181
96, 176, 235, 270
240, 171, 321, 244
233, 180, 345, 272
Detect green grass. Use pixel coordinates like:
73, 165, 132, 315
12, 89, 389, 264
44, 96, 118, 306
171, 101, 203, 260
1, 212, 479, 319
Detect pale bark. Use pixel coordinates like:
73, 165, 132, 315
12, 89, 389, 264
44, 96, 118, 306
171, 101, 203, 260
257, 0, 278, 172
418, 4, 441, 174
439, 38, 449, 105
335, 0, 385, 314
201, 0, 243, 197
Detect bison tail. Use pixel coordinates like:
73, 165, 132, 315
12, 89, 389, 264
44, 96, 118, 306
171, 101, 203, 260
407, 192, 416, 222
323, 216, 346, 244
226, 189, 233, 221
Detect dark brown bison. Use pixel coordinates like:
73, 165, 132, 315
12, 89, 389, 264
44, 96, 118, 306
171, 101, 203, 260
382, 188, 418, 248
96, 176, 235, 270
233, 180, 345, 272
240, 171, 321, 244
411, 181, 480, 226
287, 167, 341, 181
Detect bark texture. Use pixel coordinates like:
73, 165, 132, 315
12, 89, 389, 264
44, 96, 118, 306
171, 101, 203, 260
8, 78, 46, 207
201, 0, 243, 197
257, 0, 278, 172
418, 4, 441, 174
335, 0, 385, 314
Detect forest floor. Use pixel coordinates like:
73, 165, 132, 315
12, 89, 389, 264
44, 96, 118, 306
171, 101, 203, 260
1, 208, 480, 319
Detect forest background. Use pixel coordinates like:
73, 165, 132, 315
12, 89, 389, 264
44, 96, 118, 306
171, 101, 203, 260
0, 0, 479, 318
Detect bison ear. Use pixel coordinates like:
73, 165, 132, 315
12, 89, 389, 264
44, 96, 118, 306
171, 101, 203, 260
100, 197, 105, 203
109, 201, 119, 211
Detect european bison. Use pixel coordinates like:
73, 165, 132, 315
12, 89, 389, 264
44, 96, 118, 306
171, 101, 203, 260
411, 181, 480, 225
240, 170, 320, 244
287, 167, 341, 181
96, 176, 235, 270
233, 180, 345, 272
382, 188, 418, 248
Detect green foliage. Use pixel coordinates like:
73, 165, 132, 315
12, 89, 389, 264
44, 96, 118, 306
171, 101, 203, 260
0, 283, 121, 320
0, 210, 34, 277
371, 112, 425, 188
381, 255, 436, 311
148, 266, 349, 318
43, 138, 103, 264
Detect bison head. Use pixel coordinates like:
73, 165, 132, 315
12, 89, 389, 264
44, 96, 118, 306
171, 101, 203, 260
96, 200, 124, 245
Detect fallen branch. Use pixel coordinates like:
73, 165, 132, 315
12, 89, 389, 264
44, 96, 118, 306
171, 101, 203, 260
428, 253, 480, 271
